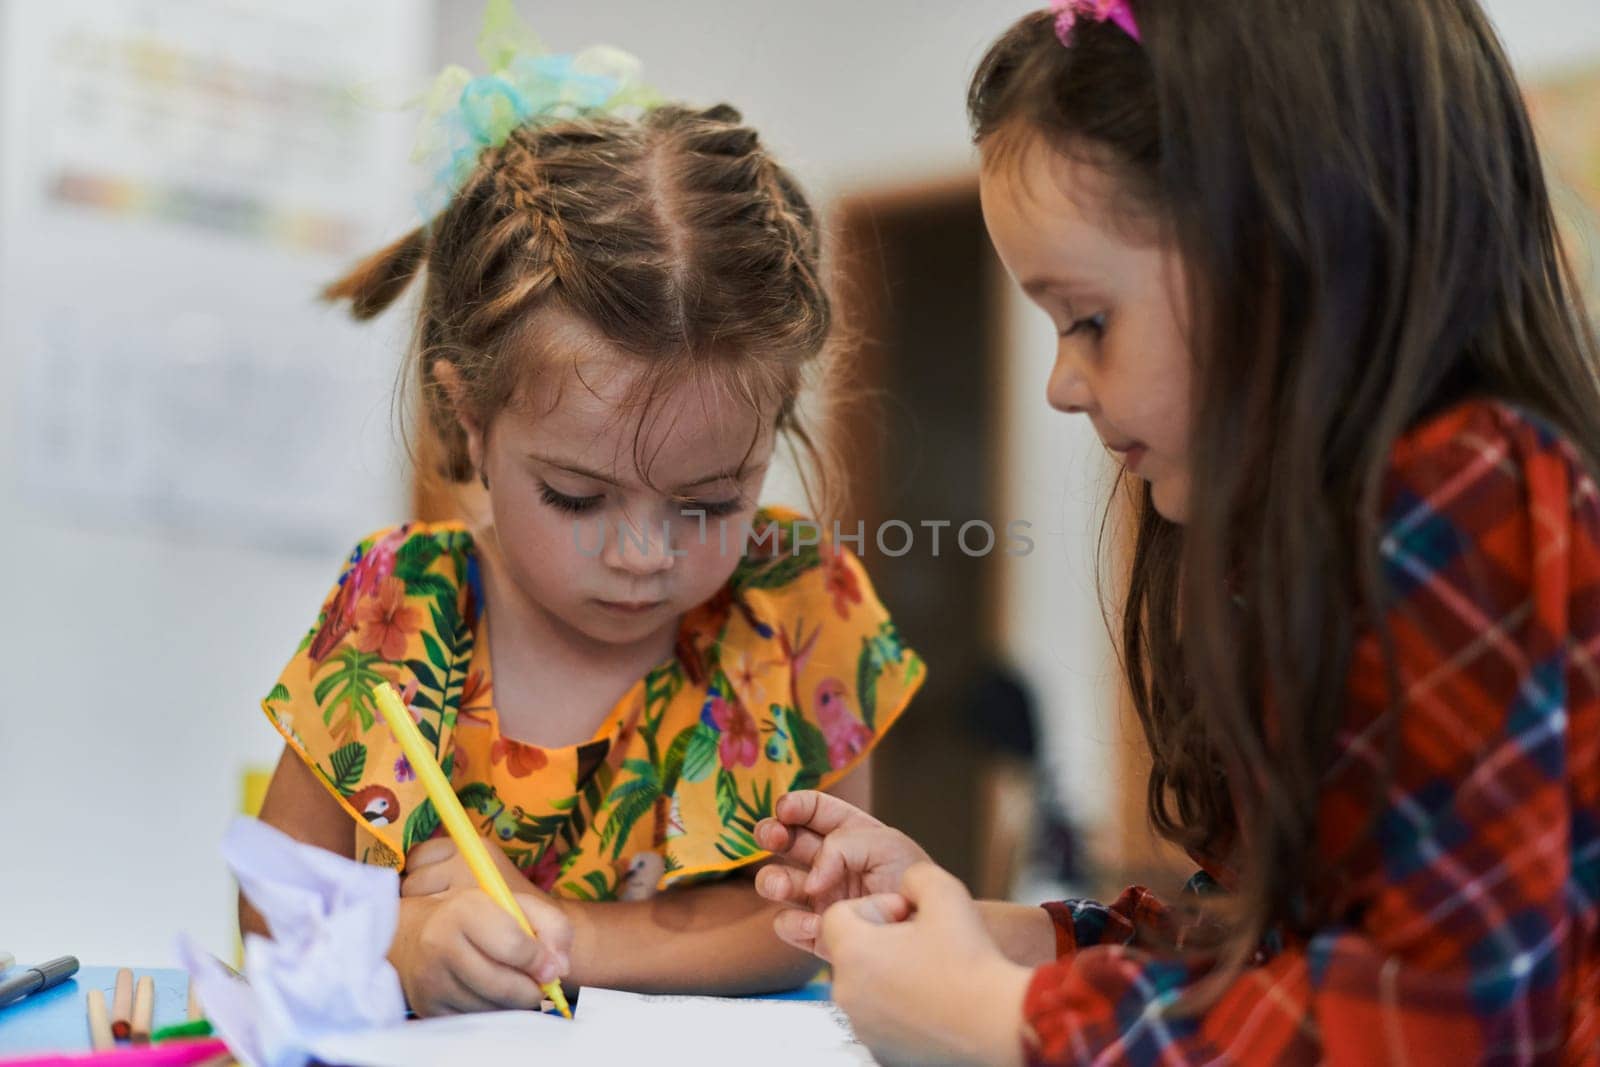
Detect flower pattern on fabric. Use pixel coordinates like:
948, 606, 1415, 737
354, 576, 423, 660
262, 507, 925, 901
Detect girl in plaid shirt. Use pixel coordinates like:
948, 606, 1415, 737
754, 1, 1600, 1063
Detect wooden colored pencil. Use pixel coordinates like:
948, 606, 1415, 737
187, 977, 202, 1021
86, 988, 114, 1050
131, 974, 155, 1044
111, 967, 135, 1040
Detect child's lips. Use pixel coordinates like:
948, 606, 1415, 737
1106, 441, 1149, 473
595, 598, 666, 615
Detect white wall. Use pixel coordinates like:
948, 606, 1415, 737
2, 0, 1595, 969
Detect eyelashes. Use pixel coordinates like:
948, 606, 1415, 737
691, 497, 744, 518
537, 483, 744, 518
1061, 313, 1107, 339
539, 484, 603, 514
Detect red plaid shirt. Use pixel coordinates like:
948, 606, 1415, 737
1027, 401, 1600, 1064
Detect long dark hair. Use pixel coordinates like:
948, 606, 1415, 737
970, 0, 1600, 980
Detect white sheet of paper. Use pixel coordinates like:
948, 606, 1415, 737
307, 987, 877, 1067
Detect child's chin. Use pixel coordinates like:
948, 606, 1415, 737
1150, 476, 1189, 524
575, 603, 674, 644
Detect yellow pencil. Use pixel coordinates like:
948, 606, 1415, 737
373, 681, 572, 1019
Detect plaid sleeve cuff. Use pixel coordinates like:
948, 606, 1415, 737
1040, 901, 1078, 958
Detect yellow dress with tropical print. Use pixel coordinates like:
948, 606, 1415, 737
262, 506, 923, 902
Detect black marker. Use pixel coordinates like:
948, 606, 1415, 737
0, 956, 79, 1009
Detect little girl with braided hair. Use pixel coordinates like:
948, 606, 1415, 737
245, 26, 922, 1016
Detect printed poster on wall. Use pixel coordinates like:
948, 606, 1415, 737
1, 0, 433, 552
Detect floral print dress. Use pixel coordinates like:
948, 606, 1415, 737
262, 507, 923, 901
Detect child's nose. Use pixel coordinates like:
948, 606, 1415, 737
1047, 353, 1094, 415
603, 513, 677, 575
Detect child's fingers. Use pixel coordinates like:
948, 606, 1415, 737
755, 863, 808, 904
431, 967, 501, 1015
816, 894, 908, 963
460, 899, 544, 969
772, 907, 823, 958
771, 824, 829, 865
406, 838, 458, 866
753, 817, 794, 853
773, 790, 881, 836
801, 830, 871, 897
515, 894, 574, 976
400, 863, 452, 898
897, 862, 971, 914
446, 943, 543, 1013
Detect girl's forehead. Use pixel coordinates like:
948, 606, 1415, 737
509, 343, 778, 482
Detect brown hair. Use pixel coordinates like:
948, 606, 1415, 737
970, 1, 1600, 986
326, 102, 837, 513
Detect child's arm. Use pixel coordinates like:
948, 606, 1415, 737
241, 747, 358, 937
556, 760, 879, 994
247, 746, 573, 1015
558, 874, 818, 994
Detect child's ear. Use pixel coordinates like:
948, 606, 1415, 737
431, 358, 487, 478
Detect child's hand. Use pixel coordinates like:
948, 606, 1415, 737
390, 888, 573, 1016
753, 790, 931, 954
401, 835, 528, 897
822, 864, 1031, 1067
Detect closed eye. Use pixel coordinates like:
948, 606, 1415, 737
1061, 313, 1106, 339
683, 497, 744, 518
539, 484, 604, 514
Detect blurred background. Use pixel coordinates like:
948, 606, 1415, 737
2, 0, 1597, 968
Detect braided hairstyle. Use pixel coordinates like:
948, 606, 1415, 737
326, 103, 836, 510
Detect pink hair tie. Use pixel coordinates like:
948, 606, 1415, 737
1051, 0, 1142, 46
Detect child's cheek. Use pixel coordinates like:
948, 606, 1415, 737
677, 530, 741, 595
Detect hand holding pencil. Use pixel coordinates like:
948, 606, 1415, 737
374, 682, 574, 1018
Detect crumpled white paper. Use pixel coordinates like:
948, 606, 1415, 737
176, 816, 407, 1067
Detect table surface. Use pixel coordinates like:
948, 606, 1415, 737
0, 966, 193, 1059
0, 964, 829, 1060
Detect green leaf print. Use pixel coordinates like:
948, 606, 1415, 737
659, 725, 696, 795
325, 742, 367, 796
599, 760, 662, 857
787, 712, 833, 792
584, 870, 613, 900
267, 683, 291, 704
601, 785, 659, 859
312, 649, 387, 731
643, 661, 683, 720
404, 573, 456, 605
855, 620, 909, 731
421, 632, 449, 672
714, 824, 761, 862
395, 535, 442, 578
680, 723, 720, 785
560, 869, 616, 903
715, 769, 738, 825
402, 798, 440, 853
405, 658, 441, 694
